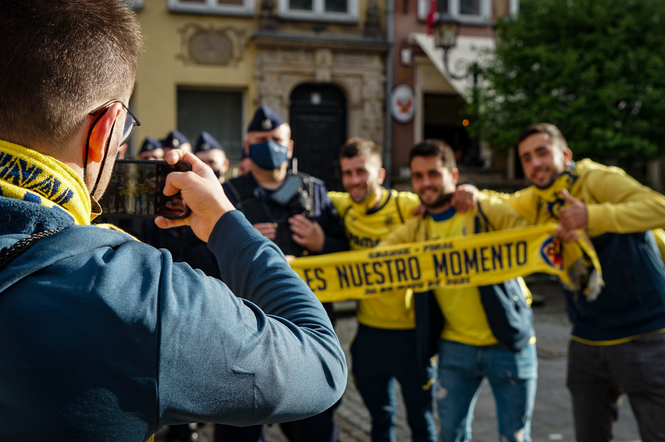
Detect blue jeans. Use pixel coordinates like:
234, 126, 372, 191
351, 324, 437, 442
436, 340, 537, 442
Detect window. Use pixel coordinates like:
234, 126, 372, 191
417, 0, 491, 24
278, 0, 359, 22
177, 88, 244, 159
168, 0, 254, 17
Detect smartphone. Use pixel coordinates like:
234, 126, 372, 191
99, 160, 191, 219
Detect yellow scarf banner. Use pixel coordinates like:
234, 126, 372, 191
528, 163, 604, 300
0, 140, 92, 225
290, 223, 603, 302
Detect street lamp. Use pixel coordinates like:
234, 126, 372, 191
433, 9, 484, 166
433, 12, 480, 81
433, 12, 460, 53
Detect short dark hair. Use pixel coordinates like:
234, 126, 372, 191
339, 138, 381, 164
518, 123, 569, 152
409, 139, 456, 171
0, 0, 143, 153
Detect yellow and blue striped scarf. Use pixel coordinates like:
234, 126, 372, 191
0, 140, 92, 225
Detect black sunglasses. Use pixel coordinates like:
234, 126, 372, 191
89, 100, 141, 145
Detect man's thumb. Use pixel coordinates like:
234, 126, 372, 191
561, 188, 580, 205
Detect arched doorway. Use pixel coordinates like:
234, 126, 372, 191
289, 83, 347, 191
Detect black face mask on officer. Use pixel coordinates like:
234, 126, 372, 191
248, 140, 289, 170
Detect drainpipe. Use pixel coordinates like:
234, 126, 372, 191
383, 0, 394, 187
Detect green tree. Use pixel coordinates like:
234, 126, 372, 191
469, 0, 665, 170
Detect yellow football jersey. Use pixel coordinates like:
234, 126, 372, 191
428, 210, 498, 346
329, 188, 421, 329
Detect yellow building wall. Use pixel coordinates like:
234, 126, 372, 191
130, 0, 386, 157
132, 0, 258, 155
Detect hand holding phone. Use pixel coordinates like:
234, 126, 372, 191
155, 150, 236, 242
100, 160, 191, 219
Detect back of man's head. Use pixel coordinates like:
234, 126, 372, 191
518, 123, 569, 152
0, 0, 142, 154
409, 139, 456, 171
339, 138, 381, 165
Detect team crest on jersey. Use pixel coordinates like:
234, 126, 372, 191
384, 215, 394, 229
540, 236, 563, 270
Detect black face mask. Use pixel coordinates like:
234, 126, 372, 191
213, 169, 222, 179
248, 140, 289, 170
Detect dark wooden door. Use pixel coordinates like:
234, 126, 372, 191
289, 84, 347, 191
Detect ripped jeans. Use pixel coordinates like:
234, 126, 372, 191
435, 340, 537, 442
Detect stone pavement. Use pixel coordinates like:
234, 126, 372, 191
160, 277, 642, 442
268, 276, 642, 442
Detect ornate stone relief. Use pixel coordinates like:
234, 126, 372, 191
254, 48, 386, 146
177, 24, 249, 66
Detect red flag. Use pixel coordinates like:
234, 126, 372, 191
426, 0, 437, 35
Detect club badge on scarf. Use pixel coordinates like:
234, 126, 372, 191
529, 163, 603, 300
290, 223, 604, 303
0, 140, 92, 225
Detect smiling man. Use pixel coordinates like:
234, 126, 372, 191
380, 140, 536, 442
505, 124, 665, 442
328, 138, 435, 442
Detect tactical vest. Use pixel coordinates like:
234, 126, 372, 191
225, 173, 314, 257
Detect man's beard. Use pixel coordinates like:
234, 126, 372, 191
420, 190, 453, 210
348, 184, 372, 203
532, 169, 560, 190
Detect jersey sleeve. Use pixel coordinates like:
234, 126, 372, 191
396, 191, 423, 221
476, 193, 530, 231
584, 169, 665, 233
327, 191, 350, 216
478, 188, 539, 225
378, 217, 419, 247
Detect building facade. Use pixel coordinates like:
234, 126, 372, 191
129, 0, 390, 190
388, 0, 522, 190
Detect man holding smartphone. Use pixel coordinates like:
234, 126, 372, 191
0, 2, 347, 441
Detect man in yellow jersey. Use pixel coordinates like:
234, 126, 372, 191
327, 138, 436, 442
381, 140, 537, 442
478, 124, 665, 442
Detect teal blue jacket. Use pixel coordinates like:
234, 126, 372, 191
0, 197, 347, 441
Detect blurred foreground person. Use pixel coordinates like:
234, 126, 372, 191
0, 2, 347, 441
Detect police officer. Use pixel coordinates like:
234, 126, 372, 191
138, 136, 164, 161
194, 131, 229, 183
219, 106, 347, 442
161, 130, 192, 155
223, 106, 347, 259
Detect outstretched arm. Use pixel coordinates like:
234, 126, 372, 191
154, 151, 347, 426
